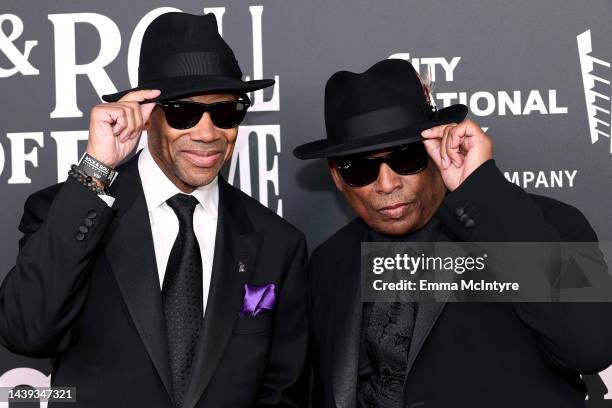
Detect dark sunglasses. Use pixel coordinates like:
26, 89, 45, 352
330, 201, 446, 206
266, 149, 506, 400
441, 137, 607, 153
156, 98, 251, 130
334, 143, 429, 187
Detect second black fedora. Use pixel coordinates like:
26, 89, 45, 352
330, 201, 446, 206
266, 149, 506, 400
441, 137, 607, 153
293, 58, 467, 159
102, 12, 274, 103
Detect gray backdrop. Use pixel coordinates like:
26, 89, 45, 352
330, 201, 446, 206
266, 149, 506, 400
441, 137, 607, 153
1, 0, 611, 405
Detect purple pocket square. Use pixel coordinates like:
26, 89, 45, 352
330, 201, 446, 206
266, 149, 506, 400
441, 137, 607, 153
240, 283, 276, 316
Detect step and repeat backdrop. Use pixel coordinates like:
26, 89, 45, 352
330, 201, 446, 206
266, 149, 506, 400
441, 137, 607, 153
1, 0, 611, 405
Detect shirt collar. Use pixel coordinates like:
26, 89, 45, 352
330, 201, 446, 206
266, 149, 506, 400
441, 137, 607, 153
138, 146, 219, 218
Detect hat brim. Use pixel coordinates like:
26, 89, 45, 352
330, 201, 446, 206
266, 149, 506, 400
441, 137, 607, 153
101, 75, 275, 103
293, 104, 468, 159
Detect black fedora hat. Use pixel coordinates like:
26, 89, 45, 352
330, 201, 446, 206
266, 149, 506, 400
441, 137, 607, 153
102, 12, 274, 103
293, 59, 467, 159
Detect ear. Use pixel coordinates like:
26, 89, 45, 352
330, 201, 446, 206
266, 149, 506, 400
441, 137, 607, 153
144, 106, 162, 131
328, 161, 345, 192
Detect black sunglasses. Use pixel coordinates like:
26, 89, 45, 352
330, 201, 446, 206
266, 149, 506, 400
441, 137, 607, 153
156, 98, 251, 130
334, 143, 429, 187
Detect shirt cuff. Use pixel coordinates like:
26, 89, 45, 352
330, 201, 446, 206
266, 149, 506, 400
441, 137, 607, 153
98, 194, 116, 207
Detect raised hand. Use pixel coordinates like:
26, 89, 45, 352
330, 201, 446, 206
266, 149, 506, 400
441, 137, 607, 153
421, 119, 493, 191
86, 89, 161, 168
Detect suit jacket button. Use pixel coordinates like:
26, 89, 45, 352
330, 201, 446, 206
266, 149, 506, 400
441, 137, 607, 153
76, 233, 86, 241
78, 225, 89, 234
87, 210, 97, 219
465, 219, 475, 228
459, 213, 469, 222
84, 218, 94, 227
455, 207, 465, 217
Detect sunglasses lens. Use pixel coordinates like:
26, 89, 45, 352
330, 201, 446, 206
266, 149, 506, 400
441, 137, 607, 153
162, 103, 202, 130
387, 143, 428, 174
160, 100, 249, 130
336, 157, 380, 187
336, 143, 428, 187
209, 101, 248, 129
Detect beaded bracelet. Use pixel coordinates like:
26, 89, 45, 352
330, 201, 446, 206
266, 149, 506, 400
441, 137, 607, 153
68, 164, 107, 195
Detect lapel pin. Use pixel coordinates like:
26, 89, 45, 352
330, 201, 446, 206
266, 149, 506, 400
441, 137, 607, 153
238, 261, 246, 273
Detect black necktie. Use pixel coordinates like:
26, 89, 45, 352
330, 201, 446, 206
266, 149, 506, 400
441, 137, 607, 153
162, 193, 203, 407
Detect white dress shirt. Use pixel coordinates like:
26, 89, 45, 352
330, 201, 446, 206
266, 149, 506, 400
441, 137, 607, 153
137, 146, 218, 317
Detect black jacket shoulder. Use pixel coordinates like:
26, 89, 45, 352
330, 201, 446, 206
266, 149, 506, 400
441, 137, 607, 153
232, 185, 304, 240
310, 217, 365, 267
528, 193, 597, 241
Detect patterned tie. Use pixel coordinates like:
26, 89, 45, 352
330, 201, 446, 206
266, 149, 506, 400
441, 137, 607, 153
361, 301, 417, 408
360, 230, 421, 408
162, 193, 203, 407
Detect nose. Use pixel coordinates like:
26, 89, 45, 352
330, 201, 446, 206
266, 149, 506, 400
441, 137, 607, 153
374, 163, 402, 194
190, 112, 219, 143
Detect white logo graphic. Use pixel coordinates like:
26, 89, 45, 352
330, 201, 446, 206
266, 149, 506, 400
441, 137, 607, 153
577, 30, 611, 154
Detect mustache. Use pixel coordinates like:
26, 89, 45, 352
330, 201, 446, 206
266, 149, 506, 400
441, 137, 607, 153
175, 138, 227, 152
372, 195, 418, 210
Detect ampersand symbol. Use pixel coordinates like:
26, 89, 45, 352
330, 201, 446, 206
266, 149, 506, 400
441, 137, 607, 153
0, 14, 39, 77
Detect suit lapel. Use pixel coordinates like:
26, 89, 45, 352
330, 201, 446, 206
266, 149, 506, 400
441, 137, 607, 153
405, 302, 445, 375
332, 223, 368, 408
182, 177, 263, 408
104, 154, 174, 401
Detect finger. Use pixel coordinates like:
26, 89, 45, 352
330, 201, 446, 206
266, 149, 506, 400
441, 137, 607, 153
127, 101, 144, 140
440, 125, 453, 169
455, 120, 491, 155
108, 108, 128, 137
117, 105, 136, 142
423, 138, 443, 170
422, 122, 458, 139
118, 89, 161, 103
140, 101, 157, 124
447, 123, 467, 167
421, 124, 452, 139
124, 104, 137, 142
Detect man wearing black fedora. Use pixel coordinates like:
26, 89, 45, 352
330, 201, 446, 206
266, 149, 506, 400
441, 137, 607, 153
0, 12, 308, 408
295, 59, 612, 407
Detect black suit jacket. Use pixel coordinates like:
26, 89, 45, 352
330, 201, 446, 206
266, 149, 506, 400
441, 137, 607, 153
308, 159, 612, 408
0, 154, 308, 408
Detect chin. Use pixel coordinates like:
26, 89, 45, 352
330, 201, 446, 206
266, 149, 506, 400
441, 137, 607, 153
374, 219, 418, 236
176, 166, 218, 188
184, 174, 217, 188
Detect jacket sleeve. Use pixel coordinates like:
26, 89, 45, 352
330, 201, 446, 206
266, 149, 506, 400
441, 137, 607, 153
441, 159, 612, 374
0, 177, 116, 357
256, 233, 309, 408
